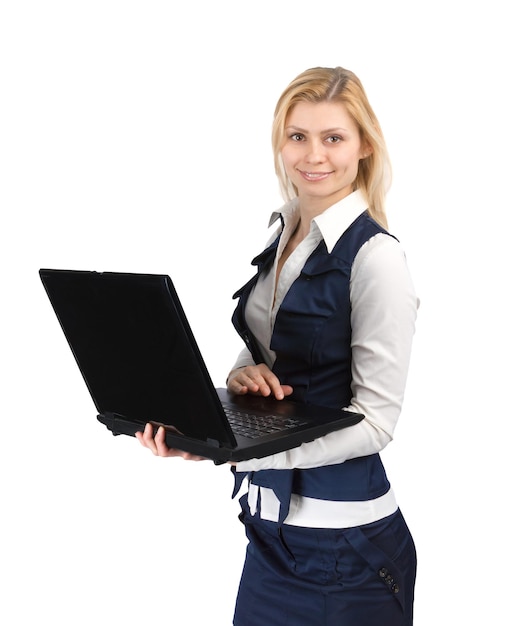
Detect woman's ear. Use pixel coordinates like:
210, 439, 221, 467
361, 144, 373, 159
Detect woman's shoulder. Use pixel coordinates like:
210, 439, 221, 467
353, 232, 413, 281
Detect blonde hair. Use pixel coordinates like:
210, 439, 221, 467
272, 66, 391, 228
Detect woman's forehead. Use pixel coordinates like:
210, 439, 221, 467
286, 101, 358, 133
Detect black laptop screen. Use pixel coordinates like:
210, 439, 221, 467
40, 270, 235, 445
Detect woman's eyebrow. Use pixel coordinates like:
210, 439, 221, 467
285, 125, 349, 134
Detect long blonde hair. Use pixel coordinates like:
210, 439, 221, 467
272, 66, 391, 229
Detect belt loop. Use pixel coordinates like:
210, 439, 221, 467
247, 484, 259, 516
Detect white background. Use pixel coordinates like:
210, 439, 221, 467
1, 1, 503, 623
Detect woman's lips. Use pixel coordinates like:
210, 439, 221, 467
298, 170, 333, 182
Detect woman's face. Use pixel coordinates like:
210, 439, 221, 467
280, 100, 368, 212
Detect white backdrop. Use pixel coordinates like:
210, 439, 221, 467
1, 1, 503, 623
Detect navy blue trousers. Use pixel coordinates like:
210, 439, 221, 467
234, 503, 416, 625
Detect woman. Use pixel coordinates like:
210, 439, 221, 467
138, 66, 418, 625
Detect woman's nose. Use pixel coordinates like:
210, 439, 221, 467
305, 139, 326, 163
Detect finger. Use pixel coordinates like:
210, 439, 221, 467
228, 376, 249, 395
239, 373, 262, 393
142, 422, 160, 456
229, 365, 290, 399
263, 376, 290, 400
153, 426, 174, 457
135, 431, 148, 447
231, 366, 280, 397
242, 366, 276, 397
256, 367, 285, 399
280, 384, 294, 397
143, 422, 154, 440
229, 369, 260, 395
180, 451, 207, 461
258, 378, 293, 400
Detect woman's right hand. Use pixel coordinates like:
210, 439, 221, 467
227, 364, 293, 400
135, 423, 207, 461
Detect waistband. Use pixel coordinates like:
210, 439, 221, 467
247, 485, 398, 529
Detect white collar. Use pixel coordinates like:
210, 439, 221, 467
269, 189, 369, 253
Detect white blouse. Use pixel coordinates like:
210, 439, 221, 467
232, 190, 419, 477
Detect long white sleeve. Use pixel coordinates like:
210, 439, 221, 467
235, 234, 418, 472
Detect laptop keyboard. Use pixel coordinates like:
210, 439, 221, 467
224, 407, 308, 439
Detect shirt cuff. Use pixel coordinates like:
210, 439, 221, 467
235, 450, 289, 472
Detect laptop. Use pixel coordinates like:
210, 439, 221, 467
39, 269, 364, 462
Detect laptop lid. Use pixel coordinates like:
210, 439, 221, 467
39, 269, 364, 462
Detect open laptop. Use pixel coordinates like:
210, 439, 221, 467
39, 269, 364, 462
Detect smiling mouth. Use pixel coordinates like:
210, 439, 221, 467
299, 170, 333, 181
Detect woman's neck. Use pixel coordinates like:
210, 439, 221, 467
296, 187, 355, 235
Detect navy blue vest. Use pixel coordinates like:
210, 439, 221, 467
232, 211, 395, 523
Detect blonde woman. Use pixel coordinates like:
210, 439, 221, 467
138, 66, 418, 625
227, 66, 418, 625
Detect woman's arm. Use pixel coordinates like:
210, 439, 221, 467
234, 234, 419, 472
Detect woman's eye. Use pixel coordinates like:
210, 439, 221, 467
290, 133, 304, 142
327, 135, 342, 144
